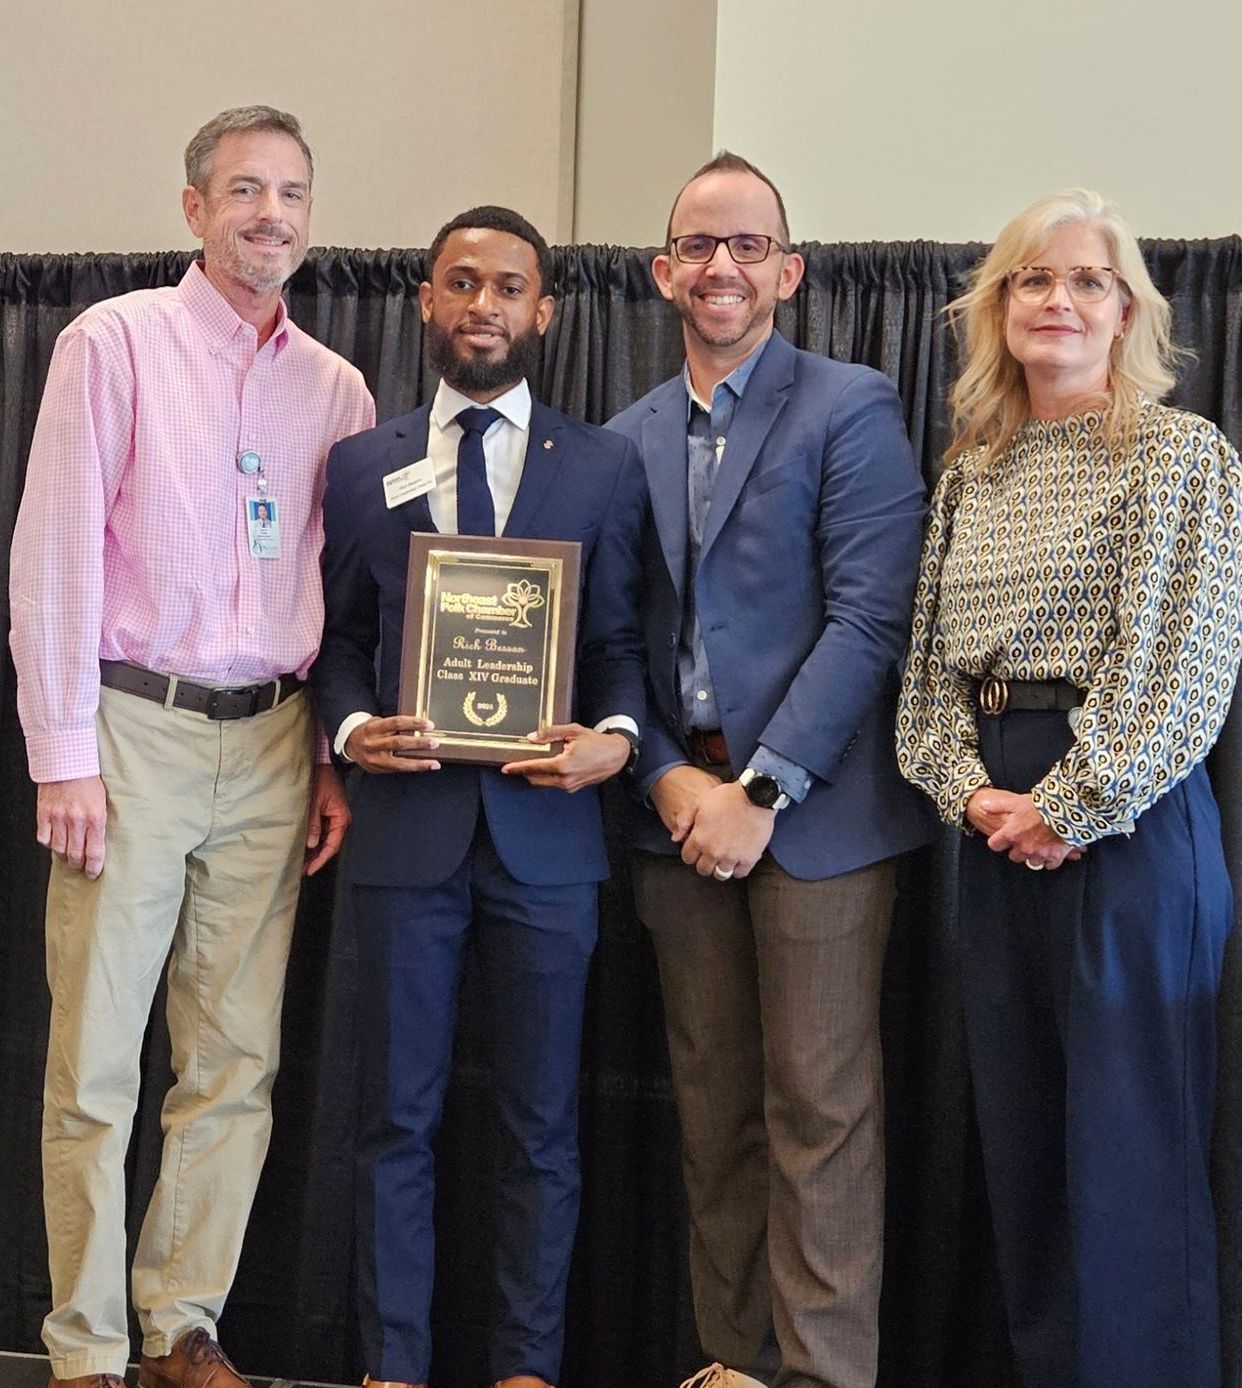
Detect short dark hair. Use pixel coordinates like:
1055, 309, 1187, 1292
426, 206, 554, 295
185, 105, 313, 191
663, 150, 791, 249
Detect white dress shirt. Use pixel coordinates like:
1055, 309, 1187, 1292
427, 377, 531, 536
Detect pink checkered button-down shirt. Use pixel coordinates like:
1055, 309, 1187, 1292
9, 261, 375, 782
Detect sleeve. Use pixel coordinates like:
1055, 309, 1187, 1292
573, 438, 647, 729
895, 462, 993, 826
1030, 419, 1242, 845
9, 317, 134, 782
309, 440, 384, 756
753, 369, 928, 781
307, 368, 376, 764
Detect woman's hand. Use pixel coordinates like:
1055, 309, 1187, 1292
966, 789, 1084, 870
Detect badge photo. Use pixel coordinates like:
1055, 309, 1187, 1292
246, 495, 282, 559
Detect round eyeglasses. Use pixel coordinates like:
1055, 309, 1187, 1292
670, 234, 791, 265
1007, 266, 1121, 305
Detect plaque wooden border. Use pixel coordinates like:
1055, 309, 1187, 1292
398, 534, 581, 765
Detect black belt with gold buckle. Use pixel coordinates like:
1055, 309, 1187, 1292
976, 676, 1084, 716
100, 660, 303, 721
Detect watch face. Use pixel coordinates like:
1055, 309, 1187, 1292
744, 773, 783, 808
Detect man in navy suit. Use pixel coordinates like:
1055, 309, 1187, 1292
608, 155, 932, 1388
312, 206, 646, 1388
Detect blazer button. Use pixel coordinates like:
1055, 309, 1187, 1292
667, 633, 677, 648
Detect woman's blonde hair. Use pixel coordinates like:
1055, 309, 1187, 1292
946, 189, 1180, 466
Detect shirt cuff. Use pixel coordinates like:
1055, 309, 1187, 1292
749, 745, 813, 805
1029, 770, 1135, 848
334, 710, 373, 762
593, 714, 639, 739
594, 715, 640, 769
24, 728, 101, 784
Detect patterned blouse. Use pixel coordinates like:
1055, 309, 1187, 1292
896, 400, 1242, 846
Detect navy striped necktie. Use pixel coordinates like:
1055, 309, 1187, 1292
455, 406, 501, 535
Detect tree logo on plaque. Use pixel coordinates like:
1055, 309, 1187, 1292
503, 579, 545, 629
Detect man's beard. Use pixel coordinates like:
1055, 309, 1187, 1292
204, 223, 303, 295
425, 318, 543, 396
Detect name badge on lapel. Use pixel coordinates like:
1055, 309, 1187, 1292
383, 458, 435, 509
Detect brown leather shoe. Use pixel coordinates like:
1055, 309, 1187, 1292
494, 1378, 554, 1387
48, 1376, 127, 1388
362, 1378, 427, 1388
138, 1328, 248, 1388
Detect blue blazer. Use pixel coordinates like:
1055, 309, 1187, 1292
607, 332, 934, 879
313, 398, 647, 889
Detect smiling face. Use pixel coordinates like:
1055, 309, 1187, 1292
419, 226, 554, 401
1004, 221, 1128, 403
182, 129, 311, 302
653, 169, 803, 366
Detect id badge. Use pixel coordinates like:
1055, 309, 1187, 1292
246, 495, 282, 559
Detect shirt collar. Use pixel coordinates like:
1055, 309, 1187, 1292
683, 332, 771, 419
432, 376, 532, 432
177, 260, 290, 352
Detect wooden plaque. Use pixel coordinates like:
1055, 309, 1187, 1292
398, 534, 580, 765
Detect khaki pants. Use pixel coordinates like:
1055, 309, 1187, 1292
633, 849, 894, 1388
42, 685, 312, 1377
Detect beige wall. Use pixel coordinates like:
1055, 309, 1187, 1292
713, 0, 1242, 242
0, 0, 579, 252
4, 0, 1239, 252
572, 0, 717, 246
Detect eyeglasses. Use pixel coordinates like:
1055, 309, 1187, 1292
1007, 265, 1121, 304
670, 234, 791, 265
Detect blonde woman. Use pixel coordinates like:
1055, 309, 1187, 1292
897, 190, 1242, 1388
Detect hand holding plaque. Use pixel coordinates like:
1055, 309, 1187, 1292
398, 535, 580, 765
500, 721, 633, 791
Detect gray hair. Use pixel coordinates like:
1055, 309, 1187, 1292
184, 105, 313, 191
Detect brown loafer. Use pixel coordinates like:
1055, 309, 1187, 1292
139, 1328, 249, 1388
494, 1378, 555, 1387
362, 1378, 427, 1388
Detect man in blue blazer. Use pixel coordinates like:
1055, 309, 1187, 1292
312, 206, 646, 1388
608, 155, 932, 1388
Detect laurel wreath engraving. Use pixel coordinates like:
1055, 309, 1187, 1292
463, 690, 509, 727
503, 579, 545, 629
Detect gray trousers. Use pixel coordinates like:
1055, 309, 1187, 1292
632, 849, 894, 1388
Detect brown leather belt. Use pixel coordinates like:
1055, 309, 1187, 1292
688, 727, 730, 766
100, 660, 303, 721
976, 676, 1084, 716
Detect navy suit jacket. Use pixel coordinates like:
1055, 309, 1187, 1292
607, 331, 934, 879
313, 397, 647, 889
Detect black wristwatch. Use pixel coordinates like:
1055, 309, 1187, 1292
603, 724, 641, 771
738, 767, 791, 811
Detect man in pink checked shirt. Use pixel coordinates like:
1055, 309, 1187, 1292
8, 106, 374, 1388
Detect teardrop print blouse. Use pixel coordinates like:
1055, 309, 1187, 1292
896, 401, 1242, 846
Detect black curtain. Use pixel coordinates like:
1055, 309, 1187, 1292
2, 239, 1241, 1388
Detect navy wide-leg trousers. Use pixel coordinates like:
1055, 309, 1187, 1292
352, 823, 596, 1385
960, 708, 1230, 1388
